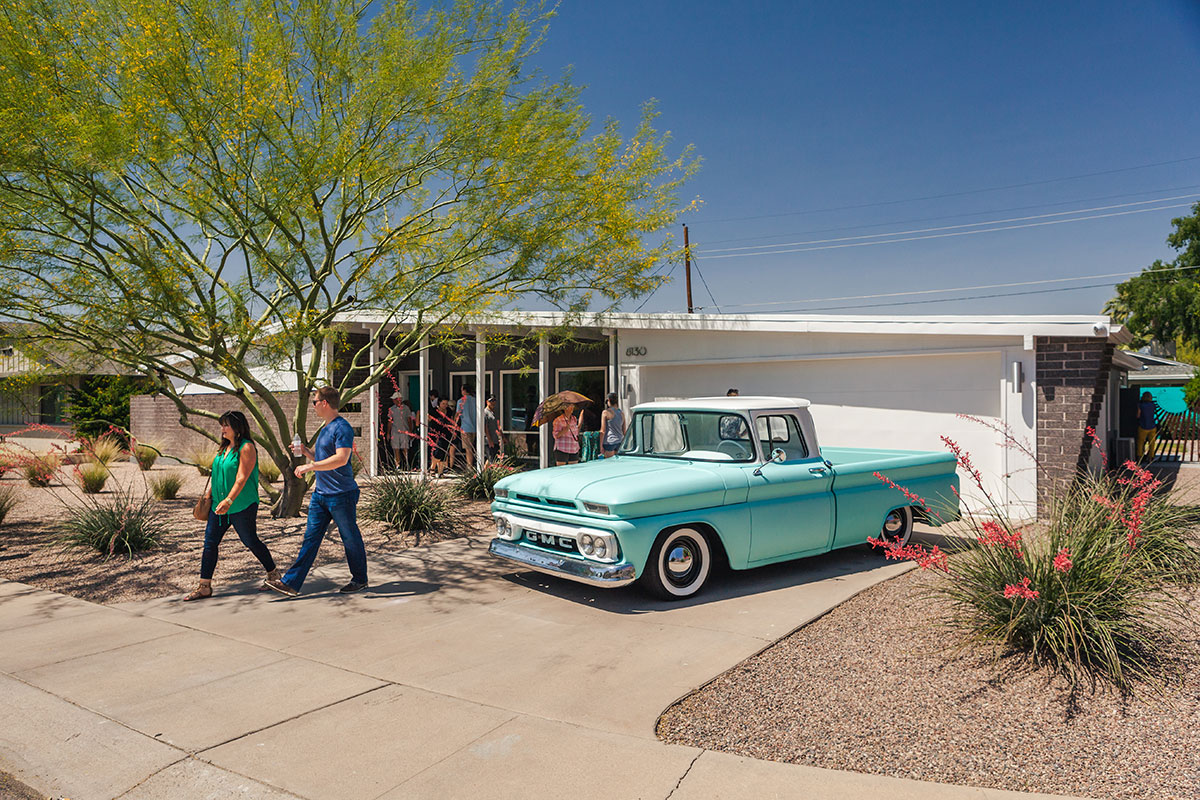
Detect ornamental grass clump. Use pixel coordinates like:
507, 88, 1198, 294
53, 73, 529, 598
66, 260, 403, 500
872, 425, 1199, 695
77, 462, 109, 494
0, 485, 17, 524
188, 447, 217, 476
86, 434, 124, 466
59, 487, 166, 557
456, 462, 521, 500
257, 458, 281, 485
21, 452, 60, 487
132, 440, 162, 470
148, 473, 184, 500
364, 473, 457, 535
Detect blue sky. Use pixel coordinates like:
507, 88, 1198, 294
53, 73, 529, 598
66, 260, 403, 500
530, 1, 1200, 316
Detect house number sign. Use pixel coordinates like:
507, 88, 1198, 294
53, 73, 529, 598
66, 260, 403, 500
625, 346, 647, 357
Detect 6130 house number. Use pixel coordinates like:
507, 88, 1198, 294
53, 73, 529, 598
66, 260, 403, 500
625, 346, 647, 357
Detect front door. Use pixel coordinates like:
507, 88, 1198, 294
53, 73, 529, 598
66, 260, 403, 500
746, 413, 834, 563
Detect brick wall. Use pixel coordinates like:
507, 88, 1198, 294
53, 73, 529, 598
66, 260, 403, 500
129, 392, 366, 459
1035, 336, 1113, 513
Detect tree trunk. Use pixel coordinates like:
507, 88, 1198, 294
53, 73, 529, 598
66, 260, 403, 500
273, 468, 308, 518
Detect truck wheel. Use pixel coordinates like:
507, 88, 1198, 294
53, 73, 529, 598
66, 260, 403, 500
880, 506, 913, 547
641, 527, 713, 600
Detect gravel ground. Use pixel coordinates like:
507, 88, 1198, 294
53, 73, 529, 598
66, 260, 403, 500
658, 554, 1200, 800
0, 460, 492, 604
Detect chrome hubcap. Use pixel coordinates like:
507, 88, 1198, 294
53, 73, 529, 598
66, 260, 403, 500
883, 511, 903, 535
666, 545, 694, 577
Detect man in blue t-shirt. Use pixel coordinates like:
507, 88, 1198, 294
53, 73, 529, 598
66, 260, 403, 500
455, 383, 478, 471
267, 386, 368, 596
1136, 391, 1158, 462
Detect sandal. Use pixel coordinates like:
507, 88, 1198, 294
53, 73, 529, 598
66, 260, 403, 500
259, 569, 281, 592
184, 583, 213, 602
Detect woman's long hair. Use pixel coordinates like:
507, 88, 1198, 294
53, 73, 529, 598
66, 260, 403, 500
218, 410, 254, 454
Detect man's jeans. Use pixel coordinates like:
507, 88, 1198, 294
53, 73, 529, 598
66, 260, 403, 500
282, 489, 367, 591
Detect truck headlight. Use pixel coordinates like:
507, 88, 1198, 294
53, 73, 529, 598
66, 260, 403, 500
495, 516, 514, 540
579, 533, 595, 555
576, 530, 617, 562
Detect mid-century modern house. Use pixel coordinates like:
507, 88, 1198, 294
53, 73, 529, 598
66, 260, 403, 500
132, 311, 1138, 518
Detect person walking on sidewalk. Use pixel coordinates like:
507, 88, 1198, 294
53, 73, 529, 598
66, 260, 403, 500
267, 387, 368, 597
185, 411, 280, 601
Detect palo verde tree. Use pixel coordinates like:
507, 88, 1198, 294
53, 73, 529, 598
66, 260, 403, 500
1105, 202, 1200, 352
0, 0, 697, 515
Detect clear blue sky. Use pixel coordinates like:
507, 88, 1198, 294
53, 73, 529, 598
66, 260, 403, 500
529, 0, 1200, 316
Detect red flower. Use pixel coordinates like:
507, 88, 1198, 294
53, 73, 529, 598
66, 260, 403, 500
1003, 576, 1039, 600
867, 537, 949, 572
1052, 547, 1072, 573
978, 520, 1024, 558
940, 436, 984, 491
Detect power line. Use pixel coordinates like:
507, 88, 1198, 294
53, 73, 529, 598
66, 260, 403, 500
633, 262, 677, 313
699, 202, 1195, 260
697, 194, 1200, 256
712, 264, 1200, 311
690, 154, 1200, 224
790, 282, 1120, 313
697, 183, 1200, 247
690, 256, 721, 313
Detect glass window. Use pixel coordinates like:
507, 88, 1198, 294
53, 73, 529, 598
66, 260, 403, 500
501, 371, 539, 434
754, 415, 808, 461
38, 385, 67, 425
556, 368, 606, 406
619, 411, 756, 462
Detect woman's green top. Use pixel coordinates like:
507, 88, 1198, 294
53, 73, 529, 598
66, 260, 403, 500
211, 441, 259, 515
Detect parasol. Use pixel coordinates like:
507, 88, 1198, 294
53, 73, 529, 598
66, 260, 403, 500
531, 390, 591, 427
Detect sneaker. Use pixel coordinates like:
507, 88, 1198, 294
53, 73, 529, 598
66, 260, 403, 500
265, 578, 299, 597
339, 580, 368, 594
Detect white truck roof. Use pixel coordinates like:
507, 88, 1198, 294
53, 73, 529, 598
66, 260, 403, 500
634, 396, 811, 412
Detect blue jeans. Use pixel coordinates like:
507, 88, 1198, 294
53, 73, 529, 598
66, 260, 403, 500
201, 503, 274, 580
282, 489, 367, 591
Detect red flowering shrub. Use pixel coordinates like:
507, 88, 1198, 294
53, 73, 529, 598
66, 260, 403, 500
871, 425, 1199, 694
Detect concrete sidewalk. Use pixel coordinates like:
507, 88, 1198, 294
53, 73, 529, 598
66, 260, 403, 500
0, 534, 1086, 800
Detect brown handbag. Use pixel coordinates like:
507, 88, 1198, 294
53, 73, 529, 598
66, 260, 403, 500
193, 475, 211, 522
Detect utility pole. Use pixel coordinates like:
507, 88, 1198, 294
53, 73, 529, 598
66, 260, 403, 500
684, 224, 694, 313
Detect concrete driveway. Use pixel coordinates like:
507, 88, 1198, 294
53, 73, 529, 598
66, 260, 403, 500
0, 532, 1082, 799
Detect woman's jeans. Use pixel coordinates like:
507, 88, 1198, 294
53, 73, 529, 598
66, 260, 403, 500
201, 503, 275, 580
282, 489, 367, 591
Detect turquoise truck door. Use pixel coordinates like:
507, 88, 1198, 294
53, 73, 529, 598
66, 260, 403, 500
746, 414, 835, 563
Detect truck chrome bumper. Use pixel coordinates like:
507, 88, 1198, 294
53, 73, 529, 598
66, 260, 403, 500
488, 538, 637, 588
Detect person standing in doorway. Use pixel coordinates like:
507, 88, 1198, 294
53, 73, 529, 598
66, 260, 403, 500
577, 400, 602, 462
267, 387, 368, 596
483, 395, 504, 464
455, 383, 478, 471
388, 396, 414, 470
1136, 391, 1159, 462
600, 393, 625, 458
552, 403, 580, 466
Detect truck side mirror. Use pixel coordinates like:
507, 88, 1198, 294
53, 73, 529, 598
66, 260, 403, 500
770, 448, 786, 463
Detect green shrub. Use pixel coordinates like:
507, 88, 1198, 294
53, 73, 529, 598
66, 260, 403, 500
59, 488, 166, 557
77, 462, 109, 494
0, 485, 17, 524
86, 434, 124, 466
148, 473, 184, 500
65, 375, 144, 442
876, 442, 1200, 695
132, 440, 161, 471
188, 447, 217, 476
363, 474, 456, 532
456, 462, 520, 501
1184, 371, 1200, 413
22, 452, 61, 487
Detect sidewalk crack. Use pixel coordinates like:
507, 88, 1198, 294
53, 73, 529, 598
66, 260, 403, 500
665, 750, 703, 799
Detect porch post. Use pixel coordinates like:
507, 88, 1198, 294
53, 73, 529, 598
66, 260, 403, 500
607, 328, 618, 400
419, 333, 429, 477
538, 336, 550, 469
368, 331, 379, 478
475, 332, 486, 468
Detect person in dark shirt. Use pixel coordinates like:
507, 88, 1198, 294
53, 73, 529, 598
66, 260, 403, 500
1136, 391, 1158, 462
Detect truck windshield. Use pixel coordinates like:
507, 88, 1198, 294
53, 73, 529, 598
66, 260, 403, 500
618, 411, 756, 462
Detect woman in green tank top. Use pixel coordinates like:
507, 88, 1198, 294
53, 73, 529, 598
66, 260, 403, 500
184, 411, 280, 601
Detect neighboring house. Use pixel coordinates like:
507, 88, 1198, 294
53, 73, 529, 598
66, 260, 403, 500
0, 323, 140, 450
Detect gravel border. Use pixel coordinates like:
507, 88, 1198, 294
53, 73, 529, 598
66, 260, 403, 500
658, 561, 1199, 800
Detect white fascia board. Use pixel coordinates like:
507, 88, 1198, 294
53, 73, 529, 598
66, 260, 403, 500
340, 310, 1120, 339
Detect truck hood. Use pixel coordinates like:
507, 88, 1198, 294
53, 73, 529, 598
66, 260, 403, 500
495, 456, 735, 518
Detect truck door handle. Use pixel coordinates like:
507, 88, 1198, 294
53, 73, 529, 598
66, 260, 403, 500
809, 466, 828, 474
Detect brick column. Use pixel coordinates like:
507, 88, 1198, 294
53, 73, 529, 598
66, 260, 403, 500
1035, 336, 1113, 515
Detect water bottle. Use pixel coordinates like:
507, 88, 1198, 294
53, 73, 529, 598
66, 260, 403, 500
291, 434, 302, 457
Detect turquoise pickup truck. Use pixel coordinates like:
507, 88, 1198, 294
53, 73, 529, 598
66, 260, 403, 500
488, 397, 959, 599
